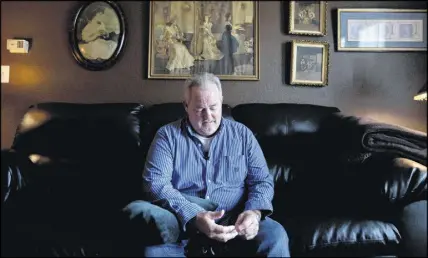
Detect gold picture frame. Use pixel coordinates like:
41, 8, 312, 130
148, 1, 260, 80
290, 40, 329, 86
289, 1, 327, 36
337, 8, 427, 51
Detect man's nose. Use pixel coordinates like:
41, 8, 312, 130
202, 109, 211, 119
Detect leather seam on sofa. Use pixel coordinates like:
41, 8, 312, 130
307, 239, 399, 249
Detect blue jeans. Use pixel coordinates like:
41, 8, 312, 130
144, 217, 290, 257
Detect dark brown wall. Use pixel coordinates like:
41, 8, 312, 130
1, 1, 427, 148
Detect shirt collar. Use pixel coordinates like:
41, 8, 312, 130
182, 116, 224, 138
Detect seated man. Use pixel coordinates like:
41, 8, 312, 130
142, 73, 290, 257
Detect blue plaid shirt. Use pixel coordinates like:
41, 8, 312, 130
143, 117, 274, 230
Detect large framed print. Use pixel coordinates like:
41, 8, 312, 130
148, 1, 259, 80
337, 9, 427, 51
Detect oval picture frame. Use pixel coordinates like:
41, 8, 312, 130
69, 1, 126, 71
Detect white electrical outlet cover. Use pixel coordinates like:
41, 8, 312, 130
1, 65, 10, 83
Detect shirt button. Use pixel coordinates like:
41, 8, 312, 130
208, 179, 211, 183
206, 196, 210, 199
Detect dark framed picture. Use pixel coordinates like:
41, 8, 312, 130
289, 1, 327, 36
148, 1, 259, 80
69, 1, 127, 71
337, 9, 427, 51
290, 40, 329, 86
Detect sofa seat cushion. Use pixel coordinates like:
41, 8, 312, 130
287, 217, 401, 256
2, 213, 114, 257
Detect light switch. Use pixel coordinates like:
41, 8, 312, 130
1, 65, 10, 83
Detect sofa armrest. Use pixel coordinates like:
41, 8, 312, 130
364, 155, 426, 207
382, 157, 426, 205
1, 149, 33, 203
398, 200, 427, 257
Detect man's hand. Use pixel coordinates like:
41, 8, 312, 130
194, 210, 238, 243
234, 210, 261, 240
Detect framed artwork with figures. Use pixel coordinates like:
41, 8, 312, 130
337, 9, 427, 51
148, 1, 259, 80
289, 1, 327, 36
290, 40, 329, 86
69, 1, 127, 71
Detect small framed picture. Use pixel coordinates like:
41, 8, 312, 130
289, 1, 327, 36
337, 9, 427, 51
290, 40, 329, 86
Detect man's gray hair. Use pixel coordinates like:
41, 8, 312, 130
183, 73, 223, 102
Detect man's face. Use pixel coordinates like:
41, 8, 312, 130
185, 84, 223, 137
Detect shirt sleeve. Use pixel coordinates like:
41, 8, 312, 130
142, 126, 205, 231
243, 127, 274, 218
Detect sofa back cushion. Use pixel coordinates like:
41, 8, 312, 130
11, 102, 145, 211
231, 103, 341, 218
13, 103, 143, 159
232, 103, 340, 181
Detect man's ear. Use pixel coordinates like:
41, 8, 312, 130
183, 101, 188, 111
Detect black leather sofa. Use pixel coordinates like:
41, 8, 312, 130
1, 102, 426, 257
